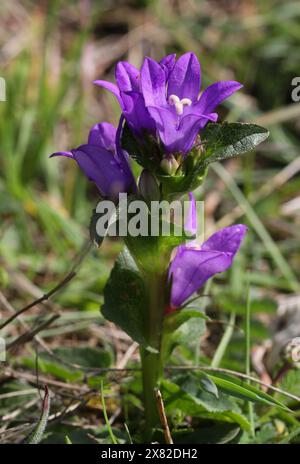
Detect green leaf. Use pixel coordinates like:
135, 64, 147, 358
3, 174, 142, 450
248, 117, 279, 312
89, 206, 105, 247
121, 123, 141, 162
173, 424, 241, 444
89, 204, 118, 248
245, 423, 277, 444
22, 347, 112, 382
102, 248, 150, 348
163, 303, 208, 359
162, 377, 251, 431
165, 316, 207, 360
164, 307, 209, 334
200, 122, 269, 167
277, 369, 300, 402
22, 357, 82, 382
206, 373, 290, 411
175, 373, 222, 407
51, 346, 112, 369
200, 374, 219, 398
162, 377, 236, 413
121, 122, 161, 171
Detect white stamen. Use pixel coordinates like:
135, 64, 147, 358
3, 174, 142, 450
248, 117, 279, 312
181, 98, 192, 107
168, 94, 192, 116
175, 101, 183, 115
168, 94, 180, 105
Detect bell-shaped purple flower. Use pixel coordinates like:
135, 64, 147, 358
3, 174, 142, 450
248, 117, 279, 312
94, 52, 242, 157
141, 52, 242, 155
168, 224, 247, 309
50, 121, 136, 201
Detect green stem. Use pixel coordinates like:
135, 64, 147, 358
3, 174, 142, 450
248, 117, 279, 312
124, 234, 169, 440
140, 270, 166, 441
140, 348, 161, 440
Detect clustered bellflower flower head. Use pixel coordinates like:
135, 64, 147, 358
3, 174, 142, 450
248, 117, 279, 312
94, 52, 242, 162
50, 121, 136, 202
168, 224, 248, 311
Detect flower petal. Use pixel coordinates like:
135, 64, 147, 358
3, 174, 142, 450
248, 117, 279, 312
72, 144, 133, 200
159, 54, 176, 80
184, 192, 197, 237
195, 80, 243, 114
169, 248, 232, 308
148, 107, 212, 154
93, 80, 123, 108
115, 61, 140, 92
88, 122, 116, 151
178, 113, 212, 153
121, 91, 155, 134
201, 224, 248, 255
141, 57, 167, 107
167, 52, 201, 101
147, 106, 179, 153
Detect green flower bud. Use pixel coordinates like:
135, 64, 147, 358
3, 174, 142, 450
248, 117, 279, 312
138, 169, 160, 201
160, 155, 179, 176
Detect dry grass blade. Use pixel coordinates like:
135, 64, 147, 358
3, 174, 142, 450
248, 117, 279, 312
155, 388, 173, 444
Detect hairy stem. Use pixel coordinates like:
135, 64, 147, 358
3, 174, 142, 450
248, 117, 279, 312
140, 270, 166, 441
140, 349, 161, 440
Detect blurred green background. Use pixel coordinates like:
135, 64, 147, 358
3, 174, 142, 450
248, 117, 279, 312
1, 0, 300, 444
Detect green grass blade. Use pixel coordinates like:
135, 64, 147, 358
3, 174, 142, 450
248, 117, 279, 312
206, 374, 290, 411
100, 380, 118, 445
246, 284, 255, 437
211, 310, 236, 368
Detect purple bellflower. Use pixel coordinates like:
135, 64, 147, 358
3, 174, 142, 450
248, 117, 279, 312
141, 53, 242, 155
94, 52, 242, 156
50, 121, 136, 201
168, 224, 247, 311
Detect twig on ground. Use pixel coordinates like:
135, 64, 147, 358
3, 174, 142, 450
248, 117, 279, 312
7, 314, 60, 351
0, 291, 51, 353
0, 239, 92, 330
2, 367, 89, 392
155, 388, 173, 444
116, 342, 139, 369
